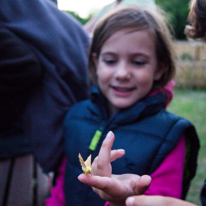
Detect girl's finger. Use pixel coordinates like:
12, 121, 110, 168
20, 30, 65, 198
78, 173, 112, 189
78, 173, 122, 198
133, 175, 152, 195
95, 131, 115, 176
92, 149, 125, 166
110, 149, 125, 162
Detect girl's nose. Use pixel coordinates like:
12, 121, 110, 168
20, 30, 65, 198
114, 63, 131, 80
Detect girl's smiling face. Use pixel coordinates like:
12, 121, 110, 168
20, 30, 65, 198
93, 29, 163, 115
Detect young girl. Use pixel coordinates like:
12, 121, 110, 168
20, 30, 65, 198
46, 6, 199, 206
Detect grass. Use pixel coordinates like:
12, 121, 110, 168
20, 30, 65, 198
168, 89, 206, 205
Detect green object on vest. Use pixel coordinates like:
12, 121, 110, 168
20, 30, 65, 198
89, 130, 102, 151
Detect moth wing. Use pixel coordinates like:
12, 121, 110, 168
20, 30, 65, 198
78, 153, 86, 170
85, 154, 91, 168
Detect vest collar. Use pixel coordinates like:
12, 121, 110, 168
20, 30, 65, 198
90, 86, 166, 125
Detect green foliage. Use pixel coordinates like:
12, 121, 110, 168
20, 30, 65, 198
168, 89, 206, 205
180, 53, 193, 61
66, 0, 191, 39
65, 10, 92, 25
156, 0, 190, 39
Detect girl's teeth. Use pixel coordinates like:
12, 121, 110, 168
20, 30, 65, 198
116, 87, 130, 92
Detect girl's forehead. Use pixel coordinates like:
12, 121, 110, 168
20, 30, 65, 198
100, 29, 156, 56
102, 29, 155, 48
103, 28, 154, 43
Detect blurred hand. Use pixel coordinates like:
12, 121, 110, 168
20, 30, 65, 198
78, 131, 151, 206
126, 195, 198, 206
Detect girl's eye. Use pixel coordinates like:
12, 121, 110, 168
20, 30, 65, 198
132, 60, 146, 66
103, 58, 117, 65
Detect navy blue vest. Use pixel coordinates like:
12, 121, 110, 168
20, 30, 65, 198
64, 87, 199, 206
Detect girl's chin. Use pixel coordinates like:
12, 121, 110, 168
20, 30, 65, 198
112, 102, 135, 110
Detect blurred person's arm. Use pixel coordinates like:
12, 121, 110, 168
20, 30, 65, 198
0, 24, 42, 130
126, 195, 197, 206
0, 24, 42, 96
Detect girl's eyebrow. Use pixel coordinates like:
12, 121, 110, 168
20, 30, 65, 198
101, 51, 150, 58
130, 53, 150, 58
101, 51, 116, 55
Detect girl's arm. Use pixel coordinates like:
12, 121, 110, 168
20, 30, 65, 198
45, 157, 67, 206
145, 135, 186, 198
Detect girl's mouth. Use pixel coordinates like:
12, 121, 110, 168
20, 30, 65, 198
111, 86, 135, 96
112, 86, 134, 92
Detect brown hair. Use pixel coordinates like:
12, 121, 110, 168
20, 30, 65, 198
185, 0, 206, 40
89, 6, 176, 90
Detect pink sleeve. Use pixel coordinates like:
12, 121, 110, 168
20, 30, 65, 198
45, 156, 67, 206
144, 135, 186, 198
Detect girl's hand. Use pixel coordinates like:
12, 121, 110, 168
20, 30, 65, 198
78, 131, 151, 206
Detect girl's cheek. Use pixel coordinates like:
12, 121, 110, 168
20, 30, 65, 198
98, 69, 112, 82
137, 72, 153, 84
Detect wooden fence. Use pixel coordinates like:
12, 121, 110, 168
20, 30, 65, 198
173, 40, 206, 89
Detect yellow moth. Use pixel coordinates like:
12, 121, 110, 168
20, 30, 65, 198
78, 153, 92, 174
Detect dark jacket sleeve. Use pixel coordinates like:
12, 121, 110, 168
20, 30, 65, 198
0, 0, 90, 172
0, 24, 43, 131
0, 24, 42, 94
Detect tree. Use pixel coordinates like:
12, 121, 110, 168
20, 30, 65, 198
155, 0, 190, 39
65, 11, 92, 25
